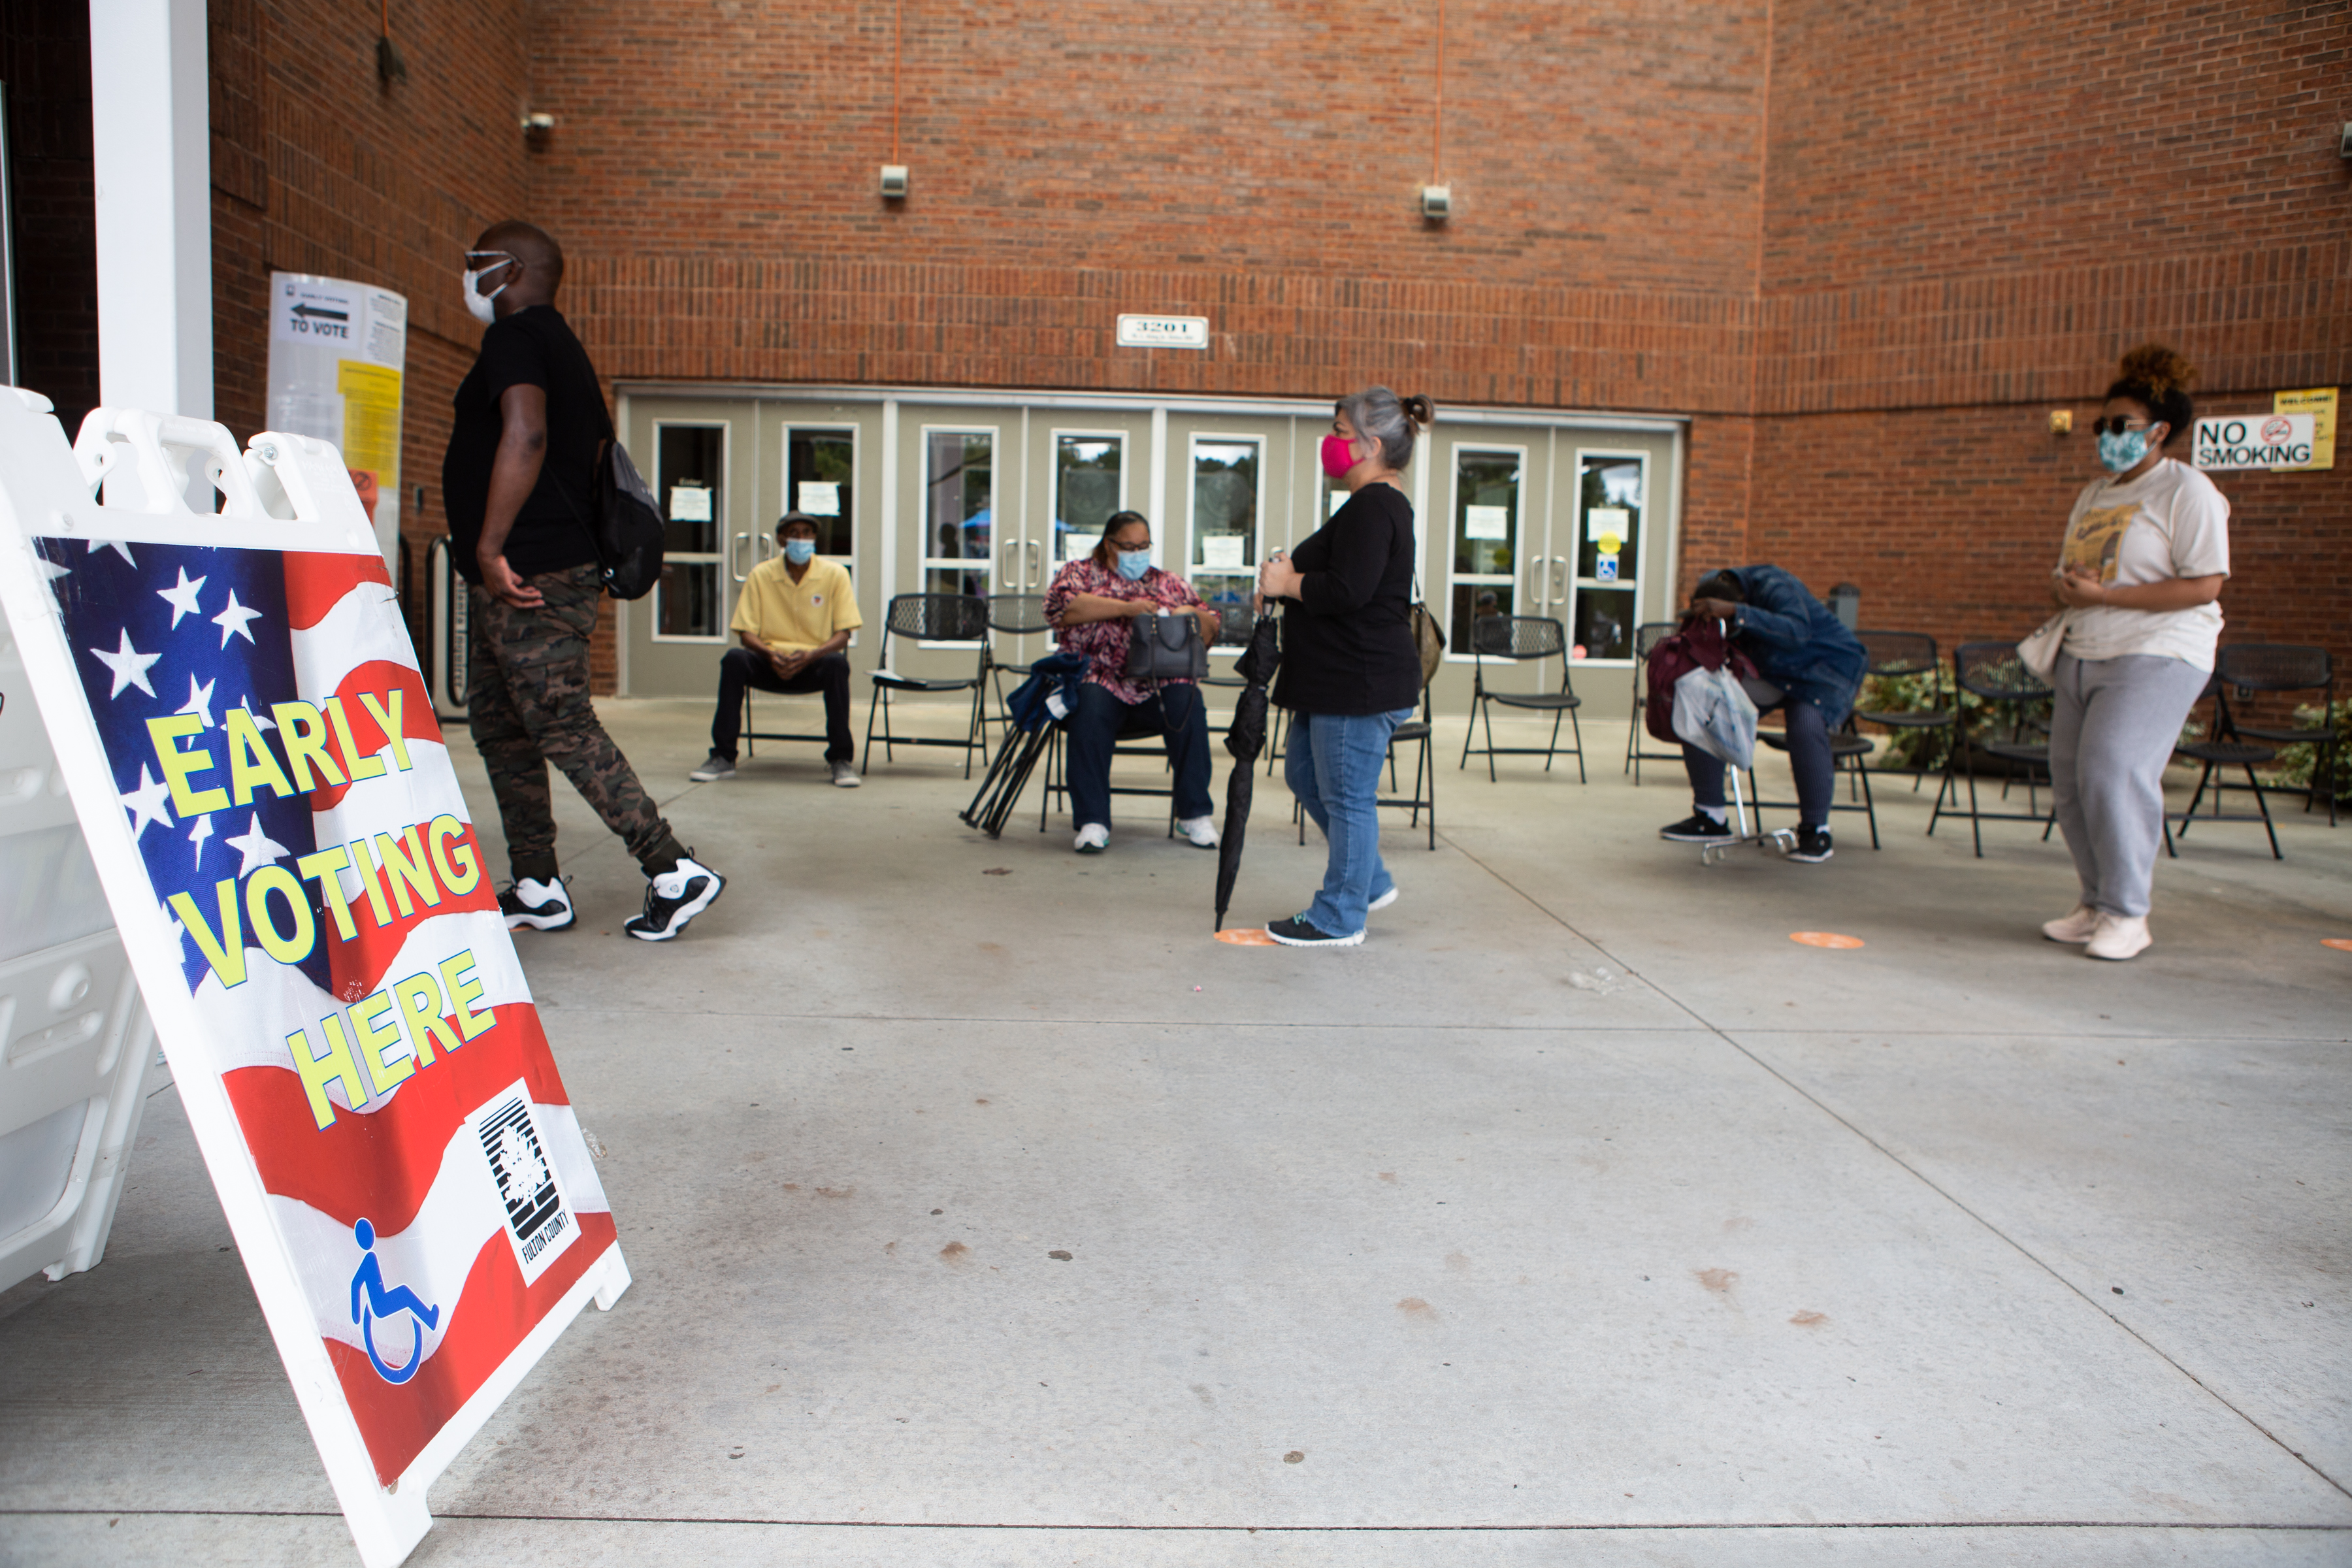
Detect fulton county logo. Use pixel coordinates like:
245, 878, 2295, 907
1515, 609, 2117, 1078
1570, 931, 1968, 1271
468, 1083, 578, 1286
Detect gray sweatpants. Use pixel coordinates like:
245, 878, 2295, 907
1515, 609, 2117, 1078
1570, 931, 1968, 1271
2046, 652, 2210, 919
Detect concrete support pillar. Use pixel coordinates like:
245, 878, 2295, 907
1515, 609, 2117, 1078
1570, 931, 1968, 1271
88, 0, 211, 419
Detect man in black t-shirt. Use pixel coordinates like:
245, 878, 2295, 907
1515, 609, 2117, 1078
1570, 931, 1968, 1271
442, 220, 724, 941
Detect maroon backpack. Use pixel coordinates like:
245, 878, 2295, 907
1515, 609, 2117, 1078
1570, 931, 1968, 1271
1644, 619, 1759, 743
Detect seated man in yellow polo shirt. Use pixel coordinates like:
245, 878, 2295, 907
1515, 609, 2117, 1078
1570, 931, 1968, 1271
691, 512, 865, 786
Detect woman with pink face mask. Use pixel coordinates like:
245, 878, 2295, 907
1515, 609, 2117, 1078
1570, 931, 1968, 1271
1254, 387, 1433, 947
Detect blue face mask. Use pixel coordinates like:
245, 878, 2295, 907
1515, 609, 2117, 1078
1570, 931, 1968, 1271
2097, 428, 2150, 474
783, 538, 816, 564
1115, 547, 1151, 581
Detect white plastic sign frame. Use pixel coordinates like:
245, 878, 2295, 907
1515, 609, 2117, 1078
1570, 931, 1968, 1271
0, 390, 629, 1568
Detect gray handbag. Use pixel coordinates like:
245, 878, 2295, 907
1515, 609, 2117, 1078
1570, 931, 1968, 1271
1125, 609, 1209, 682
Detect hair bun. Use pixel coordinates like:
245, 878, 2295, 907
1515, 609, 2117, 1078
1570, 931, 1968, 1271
1401, 394, 1435, 427
2117, 343, 2197, 397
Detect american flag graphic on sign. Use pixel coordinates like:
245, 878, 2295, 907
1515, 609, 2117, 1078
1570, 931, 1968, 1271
36, 535, 617, 1483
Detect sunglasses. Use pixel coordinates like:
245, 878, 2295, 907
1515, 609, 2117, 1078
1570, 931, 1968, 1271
2088, 416, 2155, 437
465, 250, 519, 272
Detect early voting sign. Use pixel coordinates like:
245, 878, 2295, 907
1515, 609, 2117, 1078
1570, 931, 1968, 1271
0, 393, 628, 1567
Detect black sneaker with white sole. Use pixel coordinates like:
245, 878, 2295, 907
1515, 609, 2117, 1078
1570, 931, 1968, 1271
1659, 813, 1733, 843
624, 855, 725, 941
1786, 827, 1834, 863
1266, 915, 1365, 948
689, 753, 736, 782
499, 877, 576, 932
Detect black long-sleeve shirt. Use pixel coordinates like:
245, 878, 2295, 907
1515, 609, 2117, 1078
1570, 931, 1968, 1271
1271, 483, 1422, 716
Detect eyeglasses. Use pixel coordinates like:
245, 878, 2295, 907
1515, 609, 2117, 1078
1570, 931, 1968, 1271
2088, 416, 2153, 437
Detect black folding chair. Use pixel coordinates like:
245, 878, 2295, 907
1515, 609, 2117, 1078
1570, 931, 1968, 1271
1928, 641, 2054, 857
863, 593, 991, 777
1458, 614, 1586, 782
1624, 621, 1683, 784
1852, 630, 1955, 792
1040, 705, 1181, 838
2213, 643, 2336, 826
2165, 672, 2281, 860
1746, 716, 1881, 849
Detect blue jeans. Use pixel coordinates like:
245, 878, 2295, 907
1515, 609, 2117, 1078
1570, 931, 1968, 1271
1285, 707, 1412, 936
1065, 680, 1214, 830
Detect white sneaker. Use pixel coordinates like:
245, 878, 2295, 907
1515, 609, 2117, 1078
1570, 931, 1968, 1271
829, 760, 862, 788
1369, 886, 1399, 913
500, 877, 575, 932
2041, 904, 2100, 944
1074, 823, 1109, 854
623, 855, 725, 942
1178, 814, 1220, 849
2085, 911, 2151, 961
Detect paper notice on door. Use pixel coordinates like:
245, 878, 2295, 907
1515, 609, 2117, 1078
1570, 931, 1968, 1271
668, 485, 712, 522
1586, 506, 1629, 542
1201, 536, 1245, 569
798, 481, 841, 516
1464, 504, 1511, 540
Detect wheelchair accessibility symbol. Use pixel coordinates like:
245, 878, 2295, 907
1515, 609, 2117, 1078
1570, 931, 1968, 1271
350, 1217, 440, 1384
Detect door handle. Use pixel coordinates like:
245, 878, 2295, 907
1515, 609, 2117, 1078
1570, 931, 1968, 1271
999, 538, 1019, 586
1025, 539, 1042, 587
729, 531, 752, 583
1550, 555, 1570, 598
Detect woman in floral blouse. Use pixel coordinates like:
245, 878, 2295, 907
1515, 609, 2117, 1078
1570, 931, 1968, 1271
1042, 510, 1222, 853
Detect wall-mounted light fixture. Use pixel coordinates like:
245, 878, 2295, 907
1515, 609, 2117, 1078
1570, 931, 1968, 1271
521, 112, 555, 133
2049, 410, 2073, 434
1420, 185, 1452, 221
880, 165, 909, 200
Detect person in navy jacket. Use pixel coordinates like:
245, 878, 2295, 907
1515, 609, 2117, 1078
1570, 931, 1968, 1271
1659, 566, 1867, 862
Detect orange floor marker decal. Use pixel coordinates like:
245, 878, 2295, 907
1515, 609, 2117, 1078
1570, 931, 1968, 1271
2324, 938, 2352, 953
1789, 931, 1865, 949
1216, 928, 1278, 946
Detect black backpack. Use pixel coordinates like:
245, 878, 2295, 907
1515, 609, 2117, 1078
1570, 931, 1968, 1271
578, 438, 664, 600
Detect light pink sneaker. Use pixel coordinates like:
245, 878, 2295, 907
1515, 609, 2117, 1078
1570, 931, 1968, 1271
2085, 912, 2151, 961
2041, 904, 2100, 944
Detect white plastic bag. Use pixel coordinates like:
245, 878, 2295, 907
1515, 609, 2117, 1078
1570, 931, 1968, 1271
1672, 664, 1760, 769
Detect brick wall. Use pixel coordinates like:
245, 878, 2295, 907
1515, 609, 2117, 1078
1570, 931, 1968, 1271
8, 0, 2344, 689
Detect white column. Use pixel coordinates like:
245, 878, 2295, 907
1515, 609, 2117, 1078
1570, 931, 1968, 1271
89, 0, 212, 418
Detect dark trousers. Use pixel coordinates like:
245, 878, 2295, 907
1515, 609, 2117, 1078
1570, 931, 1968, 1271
712, 647, 855, 763
1066, 680, 1214, 830
468, 564, 684, 881
1684, 697, 1836, 829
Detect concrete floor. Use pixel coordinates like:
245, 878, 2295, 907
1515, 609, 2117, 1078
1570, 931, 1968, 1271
4, 693, 2349, 1567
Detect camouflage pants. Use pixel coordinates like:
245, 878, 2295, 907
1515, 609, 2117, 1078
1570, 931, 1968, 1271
469, 564, 683, 881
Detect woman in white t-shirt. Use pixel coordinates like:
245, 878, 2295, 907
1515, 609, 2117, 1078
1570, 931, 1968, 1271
2040, 344, 2229, 961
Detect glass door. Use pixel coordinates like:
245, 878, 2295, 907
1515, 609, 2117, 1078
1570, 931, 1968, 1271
1050, 429, 1127, 569
1185, 433, 1262, 624
1445, 444, 1528, 657
919, 428, 996, 598
1567, 451, 1648, 661
653, 422, 727, 645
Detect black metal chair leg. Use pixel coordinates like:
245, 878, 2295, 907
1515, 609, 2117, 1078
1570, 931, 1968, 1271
1568, 708, 1586, 783
2247, 761, 2281, 859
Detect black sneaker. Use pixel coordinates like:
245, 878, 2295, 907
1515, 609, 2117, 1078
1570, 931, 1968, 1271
498, 877, 575, 932
688, 753, 736, 782
1266, 915, 1365, 949
1787, 827, 1834, 863
1659, 813, 1732, 843
624, 855, 725, 941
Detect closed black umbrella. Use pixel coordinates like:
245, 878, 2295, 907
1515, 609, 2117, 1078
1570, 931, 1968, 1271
1214, 615, 1281, 930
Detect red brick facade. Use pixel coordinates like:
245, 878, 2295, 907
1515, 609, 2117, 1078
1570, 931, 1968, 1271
7, 0, 2345, 686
